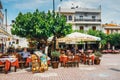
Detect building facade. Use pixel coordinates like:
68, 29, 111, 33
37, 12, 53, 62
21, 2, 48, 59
0, 1, 3, 30
0, 1, 11, 53
102, 23, 120, 34
7, 25, 29, 49
0, 1, 5, 53
59, 7, 102, 31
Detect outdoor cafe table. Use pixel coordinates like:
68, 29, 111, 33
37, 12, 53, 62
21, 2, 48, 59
0, 57, 19, 73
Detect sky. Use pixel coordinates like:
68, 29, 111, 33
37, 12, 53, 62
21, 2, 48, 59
1, 0, 120, 25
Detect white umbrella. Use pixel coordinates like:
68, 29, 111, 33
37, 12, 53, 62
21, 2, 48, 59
57, 32, 101, 43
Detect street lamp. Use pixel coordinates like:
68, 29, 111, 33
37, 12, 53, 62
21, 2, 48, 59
52, 0, 62, 13
52, 0, 62, 50
5, 9, 7, 31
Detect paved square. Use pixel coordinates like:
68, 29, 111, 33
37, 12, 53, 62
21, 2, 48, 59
0, 54, 120, 80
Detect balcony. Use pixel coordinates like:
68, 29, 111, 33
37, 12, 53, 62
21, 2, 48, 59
74, 19, 101, 22
67, 19, 101, 24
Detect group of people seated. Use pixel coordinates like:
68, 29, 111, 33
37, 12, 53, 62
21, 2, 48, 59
59, 49, 95, 65
0, 47, 50, 73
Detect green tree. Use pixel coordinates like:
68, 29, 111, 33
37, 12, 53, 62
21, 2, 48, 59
11, 9, 72, 49
48, 12, 72, 50
87, 29, 107, 49
107, 33, 120, 49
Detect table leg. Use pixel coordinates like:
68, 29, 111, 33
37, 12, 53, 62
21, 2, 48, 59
14, 66, 16, 72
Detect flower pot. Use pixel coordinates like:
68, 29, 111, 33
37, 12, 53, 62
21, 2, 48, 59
52, 61, 59, 69
94, 58, 101, 65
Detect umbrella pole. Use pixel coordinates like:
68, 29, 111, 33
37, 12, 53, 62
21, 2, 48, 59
83, 43, 85, 50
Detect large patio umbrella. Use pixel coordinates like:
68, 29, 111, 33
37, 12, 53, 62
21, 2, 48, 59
57, 32, 101, 50
57, 32, 101, 43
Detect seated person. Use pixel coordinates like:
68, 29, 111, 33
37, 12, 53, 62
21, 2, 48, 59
60, 50, 66, 57
21, 48, 30, 61
66, 50, 73, 56
89, 53, 95, 65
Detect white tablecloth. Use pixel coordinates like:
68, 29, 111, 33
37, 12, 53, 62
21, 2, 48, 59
0, 58, 17, 63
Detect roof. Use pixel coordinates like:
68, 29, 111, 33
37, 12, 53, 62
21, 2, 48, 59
59, 7, 101, 13
102, 23, 118, 27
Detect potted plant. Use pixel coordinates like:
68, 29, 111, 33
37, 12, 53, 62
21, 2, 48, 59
51, 50, 60, 68
94, 51, 102, 65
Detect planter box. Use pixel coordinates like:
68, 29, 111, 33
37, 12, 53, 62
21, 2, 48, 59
94, 58, 101, 65
52, 61, 59, 69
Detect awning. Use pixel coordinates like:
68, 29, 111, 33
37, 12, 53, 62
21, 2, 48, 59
0, 28, 12, 37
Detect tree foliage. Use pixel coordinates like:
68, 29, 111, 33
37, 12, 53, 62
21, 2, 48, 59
107, 33, 120, 47
11, 9, 72, 48
87, 29, 107, 48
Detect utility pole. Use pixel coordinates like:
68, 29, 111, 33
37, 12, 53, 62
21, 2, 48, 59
52, 0, 62, 50
5, 9, 7, 31
53, 0, 55, 13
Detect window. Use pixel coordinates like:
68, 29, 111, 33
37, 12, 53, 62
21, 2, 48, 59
79, 26, 84, 30
84, 13, 88, 16
106, 29, 109, 34
80, 16, 83, 20
92, 16, 96, 20
68, 15, 72, 21
92, 26, 96, 30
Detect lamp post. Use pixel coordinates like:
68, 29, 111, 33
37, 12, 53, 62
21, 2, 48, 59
52, 0, 62, 50
52, 0, 62, 13
5, 9, 7, 31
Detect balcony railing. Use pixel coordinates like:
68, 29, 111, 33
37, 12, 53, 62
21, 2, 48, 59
74, 19, 101, 22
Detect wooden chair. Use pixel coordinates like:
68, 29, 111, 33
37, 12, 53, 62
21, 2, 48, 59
60, 56, 68, 67
66, 55, 74, 67
0, 62, 7, 74
73, 55, 80, 67
16, 54, 26, 69
80, 53, 86, 64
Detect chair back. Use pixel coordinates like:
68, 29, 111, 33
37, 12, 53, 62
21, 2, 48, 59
74, 55, 80, 62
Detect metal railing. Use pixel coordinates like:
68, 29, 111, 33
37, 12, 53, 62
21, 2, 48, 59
74, 19, 101, 22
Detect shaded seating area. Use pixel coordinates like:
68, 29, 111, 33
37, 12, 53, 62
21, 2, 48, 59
59, 50, 95, 67
57, 32, 100, 66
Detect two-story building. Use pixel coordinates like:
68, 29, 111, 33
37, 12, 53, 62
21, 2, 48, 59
59, 6, 102, 31
102, 23, 120, 34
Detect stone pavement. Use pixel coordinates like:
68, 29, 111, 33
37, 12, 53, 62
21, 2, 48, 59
0, 54, 120, 80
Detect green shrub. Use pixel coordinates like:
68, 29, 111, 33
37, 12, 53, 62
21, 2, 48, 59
51, 51, 60, 57
94, 51, 102, 57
